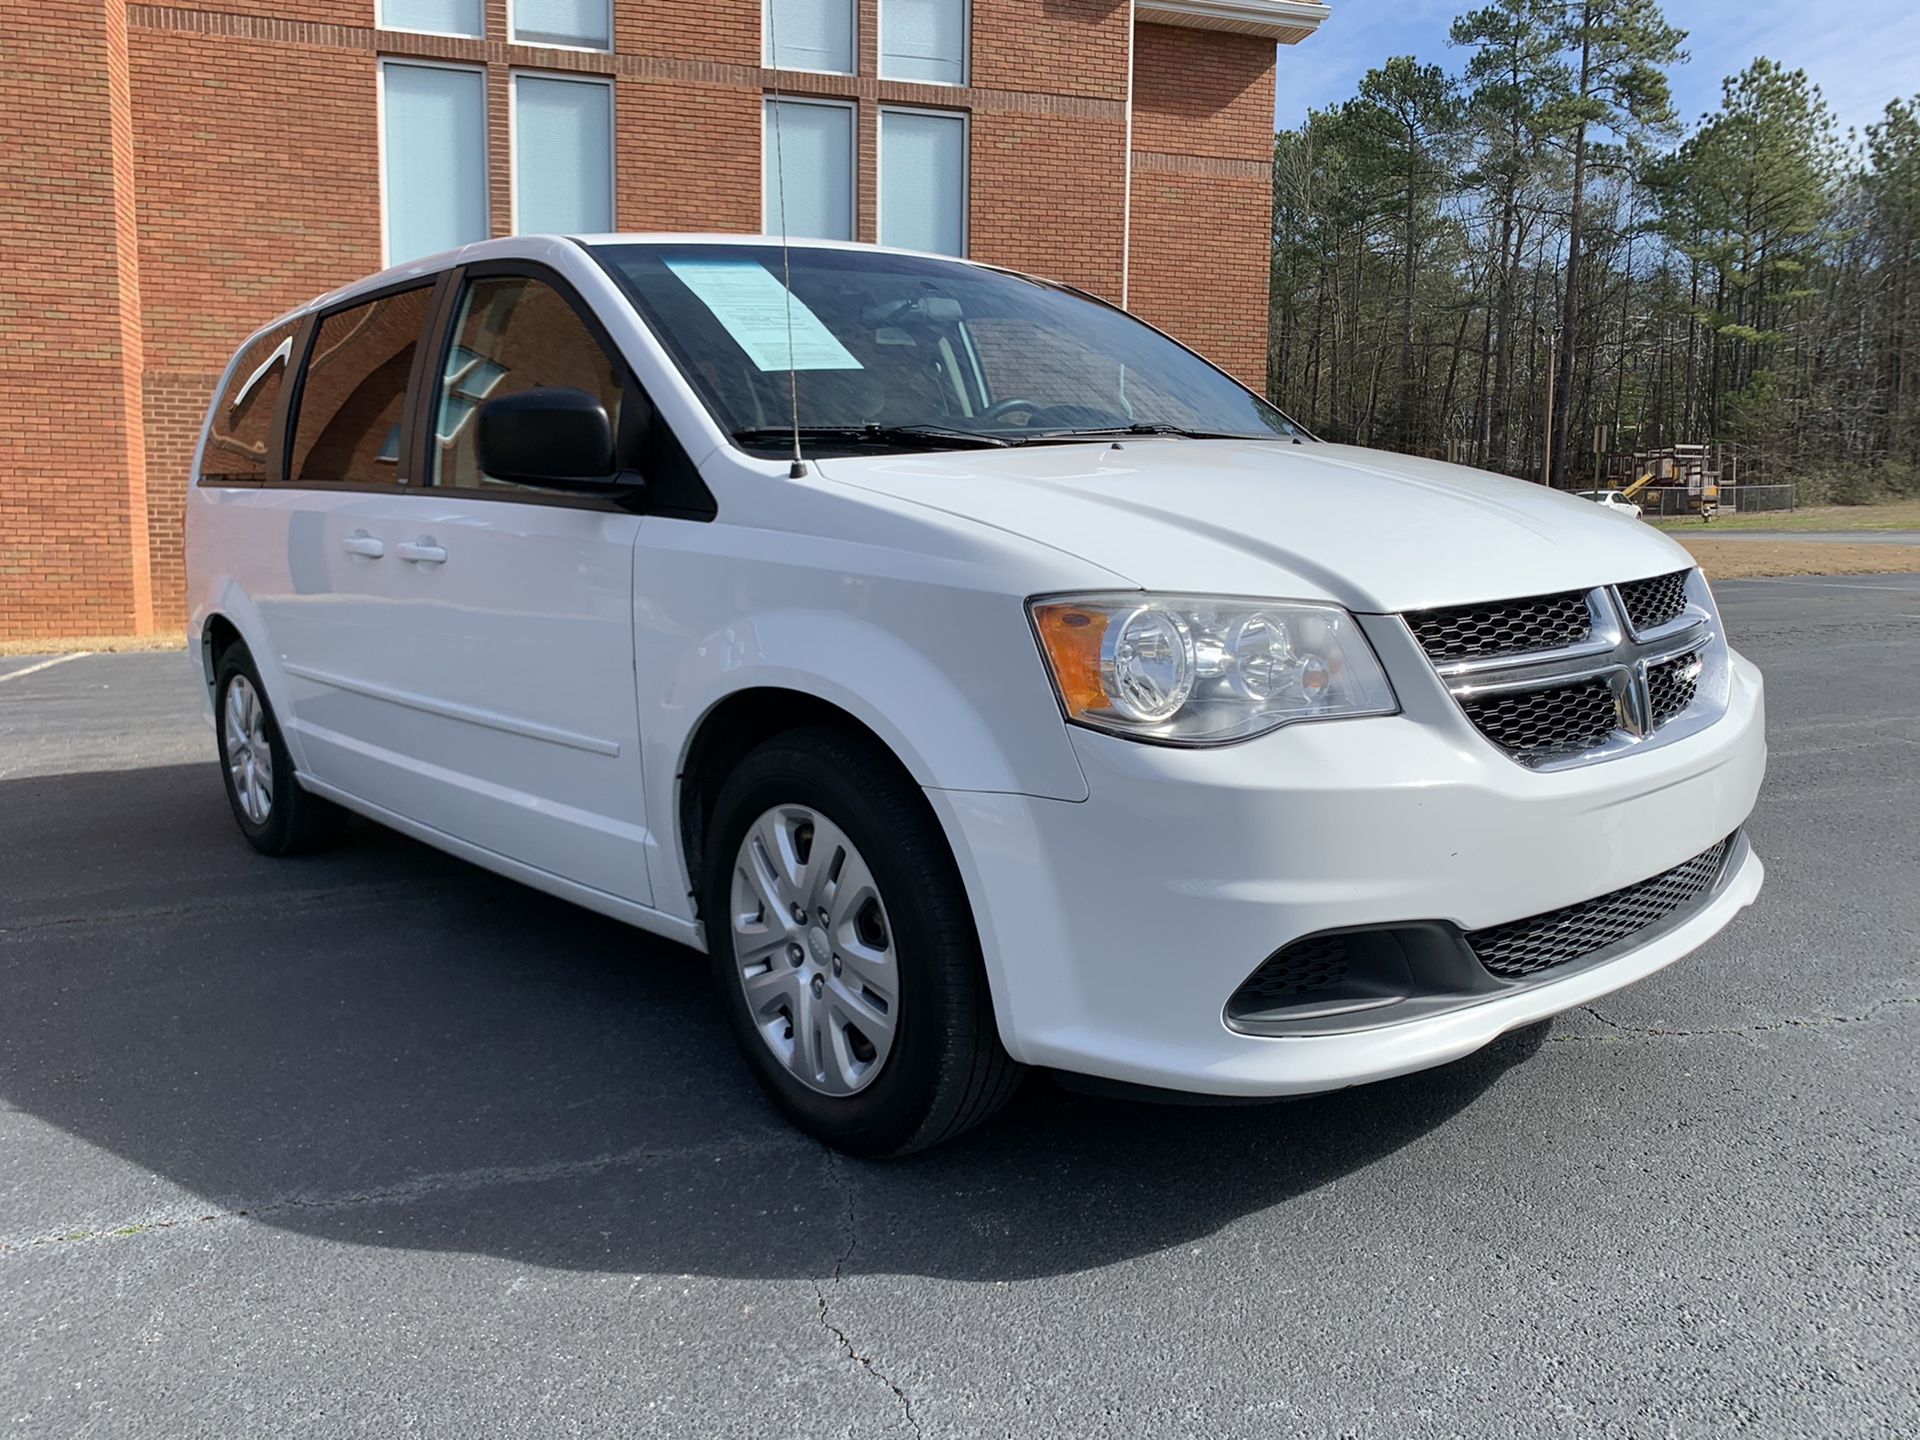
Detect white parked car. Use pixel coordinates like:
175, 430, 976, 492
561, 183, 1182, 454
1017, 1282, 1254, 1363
186, 236, 1766, 1153
1577, 489, 1645, 518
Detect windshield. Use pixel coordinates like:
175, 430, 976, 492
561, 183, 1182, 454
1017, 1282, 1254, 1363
595, 243, 1306, 455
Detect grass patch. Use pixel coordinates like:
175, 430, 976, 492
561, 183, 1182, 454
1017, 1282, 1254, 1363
1651, 499, 1920, 533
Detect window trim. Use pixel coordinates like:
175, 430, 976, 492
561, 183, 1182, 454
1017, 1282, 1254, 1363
508, 69, 618, 237
876, 104, 970, 257
274, 274, 450, 492
377, 57, 492, 269
876, 0, 971, 87
507, 0, 614, 53
762, 0, 858, 77
761, 95, 859, 242
375, 0, 485, 40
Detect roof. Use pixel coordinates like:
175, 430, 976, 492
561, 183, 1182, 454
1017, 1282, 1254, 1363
1135, 0, 1332, 45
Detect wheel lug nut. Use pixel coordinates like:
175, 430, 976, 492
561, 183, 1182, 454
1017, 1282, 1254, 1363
817, 907, 829, 925
790, 903, 807, 924
831, 956, 843, 976
810, 974, 825, 998
787, 943, 804, 967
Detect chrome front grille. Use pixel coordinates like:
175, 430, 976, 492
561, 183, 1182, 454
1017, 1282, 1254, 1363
1618, 570, 1690, 633
1404, 569, 1722, 769
1647, 648, 1705, 726
1459, 677, 1619, 763
1404, 589, 1592, 664
1466, 836, 1734, 978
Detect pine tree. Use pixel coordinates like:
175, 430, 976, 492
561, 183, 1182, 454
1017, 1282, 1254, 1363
1452, 0, 1573, 469
1336, 58, 1463, 452
1546, 0, 1685, 486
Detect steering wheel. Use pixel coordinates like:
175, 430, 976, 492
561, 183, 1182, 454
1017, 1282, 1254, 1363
979, 397, 1043, 425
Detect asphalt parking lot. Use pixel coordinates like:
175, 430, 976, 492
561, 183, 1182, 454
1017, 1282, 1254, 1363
3, 576, 1916, 1438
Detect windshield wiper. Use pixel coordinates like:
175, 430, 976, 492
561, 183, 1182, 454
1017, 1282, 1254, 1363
1006, 422, 1280, 446
733, 424, 1009, 452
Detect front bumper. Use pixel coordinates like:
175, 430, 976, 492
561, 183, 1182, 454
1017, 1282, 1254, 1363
929, 648, 1766, 1097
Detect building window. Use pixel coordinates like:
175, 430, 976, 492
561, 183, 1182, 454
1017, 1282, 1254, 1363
879, 0, 967, 84
380, 62, 489, 265
879, 108, 966, 256
379, 0, 482, 37
764, 0, 855, 75
511, 0, 612, 50
513, 75, 614, 234
763, 99, 855, 242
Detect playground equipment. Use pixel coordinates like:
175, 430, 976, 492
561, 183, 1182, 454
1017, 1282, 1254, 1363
1598, 444, 1726, 517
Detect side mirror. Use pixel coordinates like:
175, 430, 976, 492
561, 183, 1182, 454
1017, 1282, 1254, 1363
475, 387, 621, 492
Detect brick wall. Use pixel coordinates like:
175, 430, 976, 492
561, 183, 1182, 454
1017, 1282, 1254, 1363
130, 25, 382, 618
0, 0, 154, 639
974, 108, 1128, 299
3, 1, 1293, 639
616, 81, 761, 233
1128, 22, 1277, 390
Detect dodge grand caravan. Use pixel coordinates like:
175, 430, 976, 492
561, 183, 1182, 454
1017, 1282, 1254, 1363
186, 235, 1766, 1154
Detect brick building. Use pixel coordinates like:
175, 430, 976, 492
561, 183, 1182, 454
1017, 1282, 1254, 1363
0, 0, 1327, 641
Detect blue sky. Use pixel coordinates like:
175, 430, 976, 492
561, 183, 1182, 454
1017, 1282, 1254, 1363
1274, 0, 1920, 142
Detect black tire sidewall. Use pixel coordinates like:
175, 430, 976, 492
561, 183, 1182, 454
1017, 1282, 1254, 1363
703, 733, 977, 1154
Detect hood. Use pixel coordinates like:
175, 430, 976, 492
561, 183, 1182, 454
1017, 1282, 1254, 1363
815, 439, 1696, 613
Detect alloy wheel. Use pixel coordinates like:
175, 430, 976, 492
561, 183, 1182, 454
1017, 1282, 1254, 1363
729, 804, 900, 1097
224, 675, 274, 825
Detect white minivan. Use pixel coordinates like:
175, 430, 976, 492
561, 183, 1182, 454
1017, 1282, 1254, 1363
187, 235, 1766, 1154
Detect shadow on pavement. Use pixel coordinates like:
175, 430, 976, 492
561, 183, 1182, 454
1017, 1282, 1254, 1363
1, 762, 1545, 1282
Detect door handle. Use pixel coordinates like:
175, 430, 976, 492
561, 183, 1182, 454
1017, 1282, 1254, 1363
396, 540, 447, 566
341, 532, 385, 559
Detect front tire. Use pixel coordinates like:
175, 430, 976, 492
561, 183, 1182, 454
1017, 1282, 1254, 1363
703, 727, 1023, 1155
214, 643, 342, 856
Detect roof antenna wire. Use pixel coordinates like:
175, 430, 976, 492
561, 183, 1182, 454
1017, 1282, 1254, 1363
765, 7, 808, 479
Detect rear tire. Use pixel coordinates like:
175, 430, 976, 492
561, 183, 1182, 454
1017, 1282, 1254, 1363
214, 642, 344, 856
703, 726, 1023, 1155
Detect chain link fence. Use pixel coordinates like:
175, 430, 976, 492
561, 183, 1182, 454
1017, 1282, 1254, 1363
1636, 484, 1796, 516
1728, 484, 1797, 513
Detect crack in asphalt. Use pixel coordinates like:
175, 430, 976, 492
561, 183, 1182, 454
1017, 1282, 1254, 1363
0, 1137, 791, 1257
1560, 994, 1920, 1041
813, 1148, 922, 1438
0, 879, 487, 941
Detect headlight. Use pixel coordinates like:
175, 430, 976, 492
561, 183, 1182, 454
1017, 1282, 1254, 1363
1029, 593, 1397, 745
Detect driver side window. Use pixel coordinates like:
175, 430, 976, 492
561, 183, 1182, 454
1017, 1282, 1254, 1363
432, 276, 624, 490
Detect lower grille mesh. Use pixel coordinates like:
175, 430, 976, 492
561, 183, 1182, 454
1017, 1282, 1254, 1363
1466, 837, 1733, 979
1228, 935, 1350, 1013
1459, 678, 1619, 763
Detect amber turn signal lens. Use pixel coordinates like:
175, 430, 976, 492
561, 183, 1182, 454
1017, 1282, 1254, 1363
1032, 603, 1111, 717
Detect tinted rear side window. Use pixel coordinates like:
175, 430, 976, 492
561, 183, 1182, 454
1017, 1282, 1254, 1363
202, 322, 297, 483
289, 285, 436, 485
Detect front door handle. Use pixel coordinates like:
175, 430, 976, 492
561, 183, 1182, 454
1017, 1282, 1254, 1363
396, 539, 447, 566
341, 532, 385, 559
